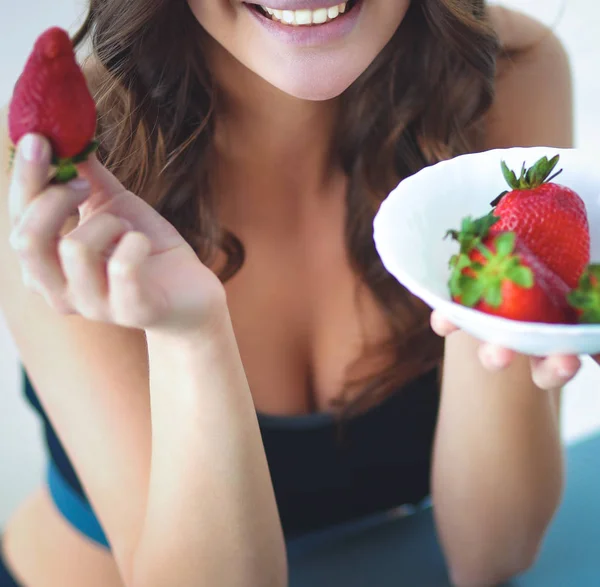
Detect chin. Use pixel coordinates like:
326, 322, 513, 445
250, 53, 372, 101
269, 75, 358, 101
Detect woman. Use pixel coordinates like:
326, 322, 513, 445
0, 0, 581, 585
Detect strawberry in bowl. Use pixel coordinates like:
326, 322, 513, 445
491, 155, 590, 288
373, 145, 600, 357
568, 265, 600, 324
446, 213, 576, 325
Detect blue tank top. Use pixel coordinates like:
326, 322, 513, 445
22, 366, 439, 543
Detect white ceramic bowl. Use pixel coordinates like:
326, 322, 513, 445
373, 147, 600, 357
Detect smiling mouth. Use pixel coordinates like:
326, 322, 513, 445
247, 1, 359, 26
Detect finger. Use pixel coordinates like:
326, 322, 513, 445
59, 214, 134, 320
10, 179, 92, 298
530, 355, 581, 390
430, 311, 459, 337
478, 343, 516, 371
75, 152, 127, 207
65, 213, 133, 257
8, 134, 52, 226
108, 232, 158, 327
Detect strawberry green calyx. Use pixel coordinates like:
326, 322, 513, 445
449, 231, 534, 309
8, 140, 98, 183
491, 154, 563, 206
7, 145, 16, 174
567, 264, 600, 324
446, 212, 499, 267
502, 155, 563, 189
51, 140, 99, 183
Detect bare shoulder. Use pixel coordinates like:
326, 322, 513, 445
487, 4, 554, 52
484, 5, 573, 149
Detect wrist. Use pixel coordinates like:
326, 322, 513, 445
144, 289, 232, 350
144, 296, 252, 406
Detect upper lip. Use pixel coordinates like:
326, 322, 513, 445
244, 0, 346, 10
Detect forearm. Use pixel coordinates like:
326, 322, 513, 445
133, 310, 286, 587
432, 333, 563, 587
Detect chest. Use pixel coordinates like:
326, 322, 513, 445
222, 207, 393, 416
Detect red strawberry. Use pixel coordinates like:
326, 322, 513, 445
447, 214, 575, 324
491, 155, 590, 289
8, 27, 97, 182
567, 264, 600, 323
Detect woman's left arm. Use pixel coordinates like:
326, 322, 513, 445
432, 8, 575, 586
433, 332, 563, 587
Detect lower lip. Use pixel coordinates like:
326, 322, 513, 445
244, 1, 364, 47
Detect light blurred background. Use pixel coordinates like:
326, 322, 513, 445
1, 0, 599, 527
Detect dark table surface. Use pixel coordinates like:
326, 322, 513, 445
287, 432, 600, 586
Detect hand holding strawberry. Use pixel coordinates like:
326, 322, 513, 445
6, 29, 225, 334
8, 134, 226, 334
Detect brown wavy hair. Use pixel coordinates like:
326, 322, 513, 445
72, 0, 500, 416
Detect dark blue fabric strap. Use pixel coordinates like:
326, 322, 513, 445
0, 539, 22, 586
47, 461, 110, 549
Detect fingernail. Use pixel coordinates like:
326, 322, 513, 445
19, 134, 46, 163
481, 348, 503, 370
68, 178, 90, 193
557, 366, 573, 379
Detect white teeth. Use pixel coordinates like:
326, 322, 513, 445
312, 8, 328, 24
295, 9, 312, 25
258, 2, 350, 26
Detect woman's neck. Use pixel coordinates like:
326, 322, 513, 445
206, 37, 344, 221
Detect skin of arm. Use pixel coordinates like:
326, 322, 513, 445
432, 8, 573, 586
133, 318, 287, 587
0, 108, 286, 587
